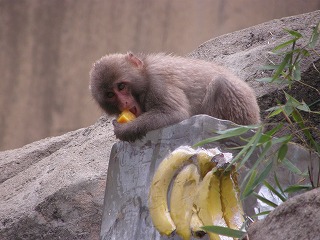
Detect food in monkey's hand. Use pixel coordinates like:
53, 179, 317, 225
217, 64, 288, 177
117, 110, 136, 123
148, 146, 245, 239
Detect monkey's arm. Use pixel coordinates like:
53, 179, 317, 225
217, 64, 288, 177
113, 105, 190, 142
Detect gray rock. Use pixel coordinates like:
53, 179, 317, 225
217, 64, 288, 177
247, 188, 320, 240
0, 117, 115, 240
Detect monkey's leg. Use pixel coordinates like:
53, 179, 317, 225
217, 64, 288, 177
202, 76, 258, 125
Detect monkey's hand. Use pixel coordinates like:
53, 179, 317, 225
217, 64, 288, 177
112, 119, 145, 142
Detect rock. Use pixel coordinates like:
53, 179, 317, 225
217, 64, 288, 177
247, 188, 320, 240
1, 10, 319, 240
188, 10, 320, 97
0, 117, 115, 240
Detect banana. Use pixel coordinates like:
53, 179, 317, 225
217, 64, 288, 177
190, 210, 206, 238
170, 164, 200, 240
148, 147, 194, 236
196, 149, 217, 178
220, 168, 244, 231
194, 169, 230, 240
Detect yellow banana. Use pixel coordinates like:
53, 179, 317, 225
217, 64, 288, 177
194, 169, 230, 240
170, 164, 200, 240
220, 168, 244, 231
190, 210, 206, 238
148, 147, 194, 236
196, 149, 217, 178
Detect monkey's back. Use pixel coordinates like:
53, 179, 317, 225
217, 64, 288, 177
143, 54, 260, 123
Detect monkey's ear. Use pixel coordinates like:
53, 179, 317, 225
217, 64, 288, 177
125, 52, 144, 69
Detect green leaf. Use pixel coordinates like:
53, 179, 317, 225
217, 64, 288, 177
277, 143, 288, 162
259, 64, 280, 70
272, 53, 292, 80
268, 107, 283, 117
253, 211, 272, 217
263, 180, 287, 202
256, 77, 274, 83
264, 123, 283, 137
242, 169, 257, 198
273, 39, 296, 52
308, 22, 320, 48
274, 173, 286, 197
202, 226, 246, 238
284, 29, 303, 38
252, 160, 274, 188
193, 126, 253, 148
238, 128, 263, 168
296, 101, 311, 112
253, 192, 278, 208
242, 160, 273, 199
271, 135, 292, 145
292, 64, 301, 81
282, 158, 304, 176
284, 184, 313, 193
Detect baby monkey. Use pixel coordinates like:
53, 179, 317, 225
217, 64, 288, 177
90, 52, 260, 141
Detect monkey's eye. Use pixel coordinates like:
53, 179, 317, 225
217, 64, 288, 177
106, 92, 115, 98
118, 83, 126, 91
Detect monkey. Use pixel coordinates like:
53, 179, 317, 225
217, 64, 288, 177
89, 52, 260, 142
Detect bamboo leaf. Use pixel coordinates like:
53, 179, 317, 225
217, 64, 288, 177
253, 192, 278, 208
284, 29, 303, 38
263, 180, 287, 202
277, 143, 288, 162
282, 158, 305, 176
202, 226, 246, 238
273, 39, 296, 52
193, 126, 253, 147
242, 170, 257, 198
284, 184, 313, 193
274, 173, 286, 197
272, 53, 291, 80
308, 22, 320, 48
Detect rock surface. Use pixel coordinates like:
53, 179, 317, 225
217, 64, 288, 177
0, 10, 319, 240
247, 188, 320, 240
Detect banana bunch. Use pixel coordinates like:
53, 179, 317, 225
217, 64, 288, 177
148, 146, 244, 240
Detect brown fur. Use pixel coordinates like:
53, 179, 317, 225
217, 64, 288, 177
90, 52, 260, 141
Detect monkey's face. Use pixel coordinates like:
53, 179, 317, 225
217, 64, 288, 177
90, 54, 144, 117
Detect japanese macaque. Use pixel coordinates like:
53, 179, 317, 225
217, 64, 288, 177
89, 52, 260, 141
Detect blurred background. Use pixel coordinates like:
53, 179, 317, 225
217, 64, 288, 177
0, 0, 319, 151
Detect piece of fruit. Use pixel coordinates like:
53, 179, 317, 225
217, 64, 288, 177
220, 168, 244, 231
170, 164, 200, 240
190, 210, 206, 238
196, 149, 216, 178
148, 147, 194, 236
117, 110, 136, 123
194, 169, 230, 240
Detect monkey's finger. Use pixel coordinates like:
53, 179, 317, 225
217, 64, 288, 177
112, 119, 118, 126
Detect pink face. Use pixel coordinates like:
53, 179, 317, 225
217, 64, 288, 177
106, 81, 142, 117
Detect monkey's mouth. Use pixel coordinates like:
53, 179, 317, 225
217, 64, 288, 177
129, 107, 138, 116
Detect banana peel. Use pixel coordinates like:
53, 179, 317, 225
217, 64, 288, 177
190, 210, 206, 238
196, 149, 216, 178
220, 168, 244, 231
148, 147, 194, 236
170, 164, 200, 240
194, 169, 229, 240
